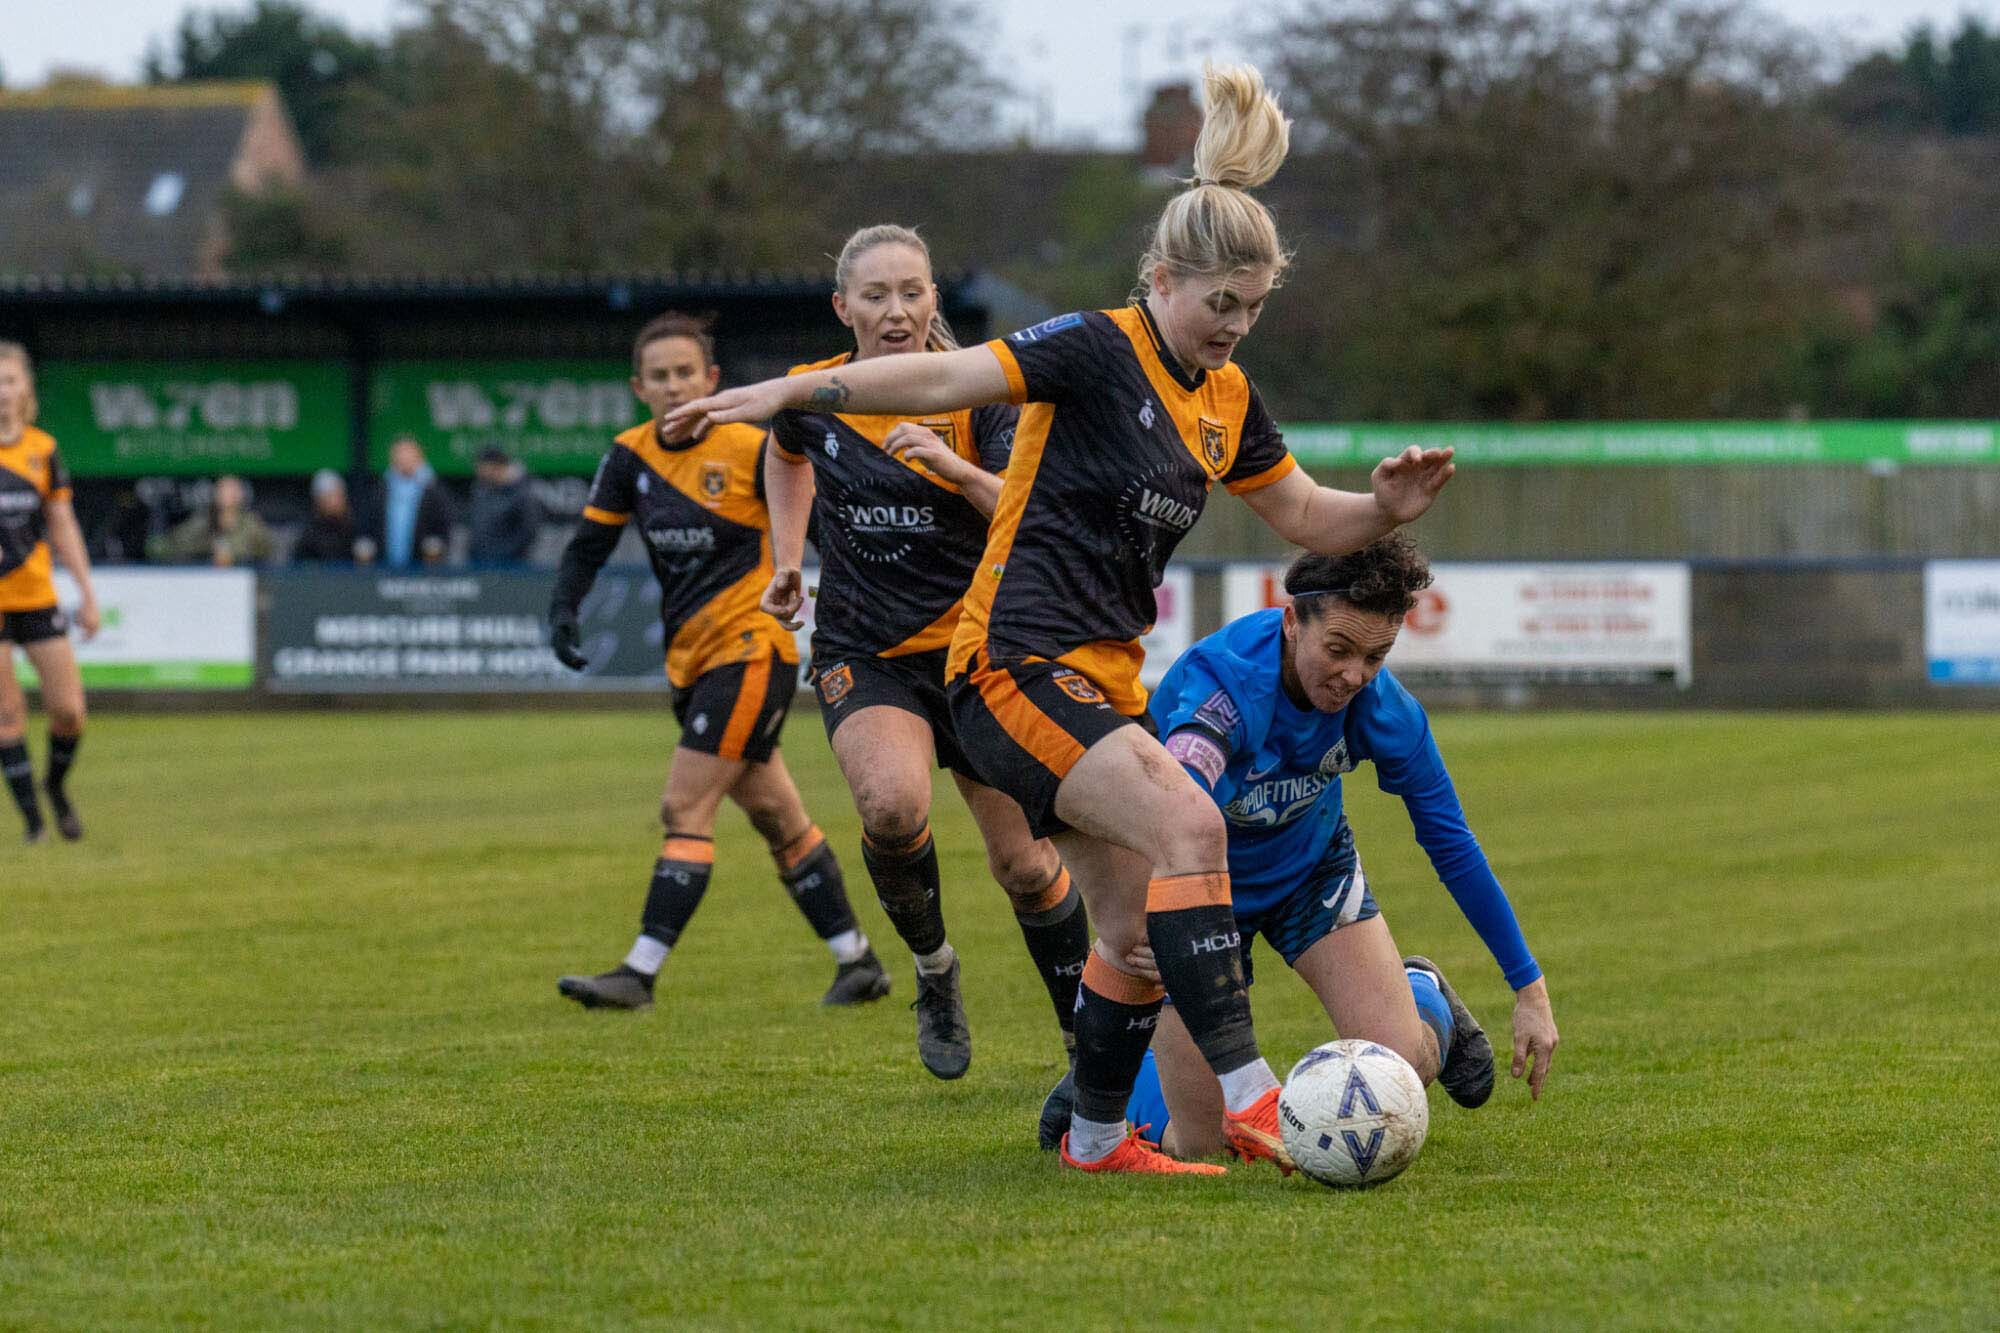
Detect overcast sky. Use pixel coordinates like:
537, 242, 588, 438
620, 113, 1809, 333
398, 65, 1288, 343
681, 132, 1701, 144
8, 0, 1995, 145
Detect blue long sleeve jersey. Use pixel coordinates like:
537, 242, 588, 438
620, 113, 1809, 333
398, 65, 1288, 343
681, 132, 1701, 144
1149, 609, 1542, 990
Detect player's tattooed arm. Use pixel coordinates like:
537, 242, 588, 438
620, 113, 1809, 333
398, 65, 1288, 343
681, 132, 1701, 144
806, 376, 852, 411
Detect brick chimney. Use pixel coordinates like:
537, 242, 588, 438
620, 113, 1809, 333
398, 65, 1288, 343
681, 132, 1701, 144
1140, 82, 1202, 173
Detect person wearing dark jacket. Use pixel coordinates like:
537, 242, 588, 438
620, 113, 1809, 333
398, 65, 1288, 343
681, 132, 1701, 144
293, 470, 358, 564
360, 437, 454, 568
468, 446, 541, 566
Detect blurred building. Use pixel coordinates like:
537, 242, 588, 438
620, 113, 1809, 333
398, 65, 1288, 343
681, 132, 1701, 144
0, 79, 306, 278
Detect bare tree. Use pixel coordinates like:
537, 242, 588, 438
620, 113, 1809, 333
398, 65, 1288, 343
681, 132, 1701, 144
1256, 0, 1861, 419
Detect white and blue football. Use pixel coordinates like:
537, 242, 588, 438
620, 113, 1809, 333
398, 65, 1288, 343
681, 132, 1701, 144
1279, 1039, 1429, 1188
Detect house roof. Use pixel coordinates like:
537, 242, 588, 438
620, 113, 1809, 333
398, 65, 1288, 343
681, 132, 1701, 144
0, 82, 279, 277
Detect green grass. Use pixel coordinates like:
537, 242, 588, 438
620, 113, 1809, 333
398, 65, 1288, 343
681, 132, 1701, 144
1, 710, 1996, 1330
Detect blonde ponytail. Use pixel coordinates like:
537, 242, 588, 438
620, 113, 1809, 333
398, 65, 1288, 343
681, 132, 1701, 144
833, 223, 959, 352
1137, 63, 1293, 293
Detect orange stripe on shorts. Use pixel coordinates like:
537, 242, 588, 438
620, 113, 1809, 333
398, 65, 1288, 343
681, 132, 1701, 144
1146, 872, 1231, 912
972, 660, 1087, 779
1082, 950, 1165, 1006
717, 651, 773, 761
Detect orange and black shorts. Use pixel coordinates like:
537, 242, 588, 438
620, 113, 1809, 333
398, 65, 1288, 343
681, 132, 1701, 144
0, 605, 68, 644
812, 647, 976, 779
671, 648, 796, 763
946, 652, 1155, 840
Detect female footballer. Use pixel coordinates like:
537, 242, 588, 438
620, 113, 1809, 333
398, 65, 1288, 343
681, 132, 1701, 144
668, 66, 1454, 1176
550, 314, 886, 1012
0, 342, 97, 843
762, 225, 1085, 1081
1111, 538, 1559, 1161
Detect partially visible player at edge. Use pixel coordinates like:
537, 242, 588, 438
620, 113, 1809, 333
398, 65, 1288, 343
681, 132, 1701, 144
763, 224, 1082, 1080
1107, 537, 1559, 1159
0, 341, 98, 844
667, 65, 1455, 1176
549, 313, 886, 1011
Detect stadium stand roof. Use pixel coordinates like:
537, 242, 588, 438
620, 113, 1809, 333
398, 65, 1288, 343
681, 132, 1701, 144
0, 270, 842, 305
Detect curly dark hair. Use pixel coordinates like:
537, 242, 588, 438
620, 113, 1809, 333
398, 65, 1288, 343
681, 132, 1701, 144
1283, 533, 1433, 618
632, 310, 718, 374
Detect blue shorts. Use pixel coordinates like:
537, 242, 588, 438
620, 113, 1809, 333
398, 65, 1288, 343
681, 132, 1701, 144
1232, 819, 1377, 984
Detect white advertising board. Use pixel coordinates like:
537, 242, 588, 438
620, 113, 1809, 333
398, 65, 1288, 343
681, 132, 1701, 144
1924, 561, 2000, 684
1223, 561, 1692, 685
1140, 567, 1194, 687
11, 569, 255, 689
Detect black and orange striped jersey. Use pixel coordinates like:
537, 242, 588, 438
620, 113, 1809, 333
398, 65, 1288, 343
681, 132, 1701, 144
581, 419, 797, 689
772, 352, 1017, 660
0, 427, 70, 612
948, 305, 1298, 714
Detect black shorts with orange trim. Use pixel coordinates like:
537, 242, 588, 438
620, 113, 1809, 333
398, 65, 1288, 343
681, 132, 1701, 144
0, 605, 68, 644
670, 648, 795, 763
945, 653, 1156, 840
812, 648, 977, 780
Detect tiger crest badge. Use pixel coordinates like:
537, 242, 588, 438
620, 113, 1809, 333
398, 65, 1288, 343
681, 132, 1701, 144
1199, 417, 1228, 472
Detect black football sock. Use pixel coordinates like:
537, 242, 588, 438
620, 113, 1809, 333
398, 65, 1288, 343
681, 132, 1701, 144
773, 825, 860, 941
1146, 873, 1260, 1077
43, 732, 79, 816
861, 822, 948, 958
636, 834, 717, 970
1013, 867, 1088, 1051
2, 741, 40, 834
1069, 951, 1165, 1126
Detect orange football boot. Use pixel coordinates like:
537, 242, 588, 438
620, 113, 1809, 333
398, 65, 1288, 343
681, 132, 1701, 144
1222, 1088, 1296, 1175
1060, 1129, 1227, 1176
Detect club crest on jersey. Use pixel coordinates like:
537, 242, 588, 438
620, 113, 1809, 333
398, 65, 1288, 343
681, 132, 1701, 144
1051, 671, 1105, 705
636, 472, 650, 494
701, 462, 728, 499
1318, 739, 1355, 776
923, 419, 957, 453
1199, 417, 1227, 471
823, 432, 840, 458
817, 664, 854, 706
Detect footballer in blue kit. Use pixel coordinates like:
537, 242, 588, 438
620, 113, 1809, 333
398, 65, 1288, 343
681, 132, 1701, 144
1080, 536, 1560, 1160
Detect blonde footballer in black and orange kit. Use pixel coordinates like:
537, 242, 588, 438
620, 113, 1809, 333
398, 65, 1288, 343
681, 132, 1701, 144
667, 67, 1455, 1177
761, 224, 1085, 1083
0, 342, 98, 844
549, 313, 886, 1012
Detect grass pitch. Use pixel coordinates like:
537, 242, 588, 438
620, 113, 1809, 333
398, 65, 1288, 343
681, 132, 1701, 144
1, 709, 1995, 1330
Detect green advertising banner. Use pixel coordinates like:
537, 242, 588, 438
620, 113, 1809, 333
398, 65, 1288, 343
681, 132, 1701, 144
369, 360, 644, 475
1283, 421, 2000, 467
35, 360, 350, 476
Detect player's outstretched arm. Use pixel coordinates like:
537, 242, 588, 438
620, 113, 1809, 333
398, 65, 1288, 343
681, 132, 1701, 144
1511, 976, 1558, 1099
663, 346, 1014, 438
1240, 447, 1455, 555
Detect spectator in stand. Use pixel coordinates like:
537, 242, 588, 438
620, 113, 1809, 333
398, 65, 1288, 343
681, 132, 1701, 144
468, 446, 541, 566
293, 469, 358, 564
360, 436, 453, 568
146, 475, 275, 567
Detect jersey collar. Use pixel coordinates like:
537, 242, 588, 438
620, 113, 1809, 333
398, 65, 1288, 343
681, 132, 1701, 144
1132, 299, 1205, 394
654, 419, 703, 453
